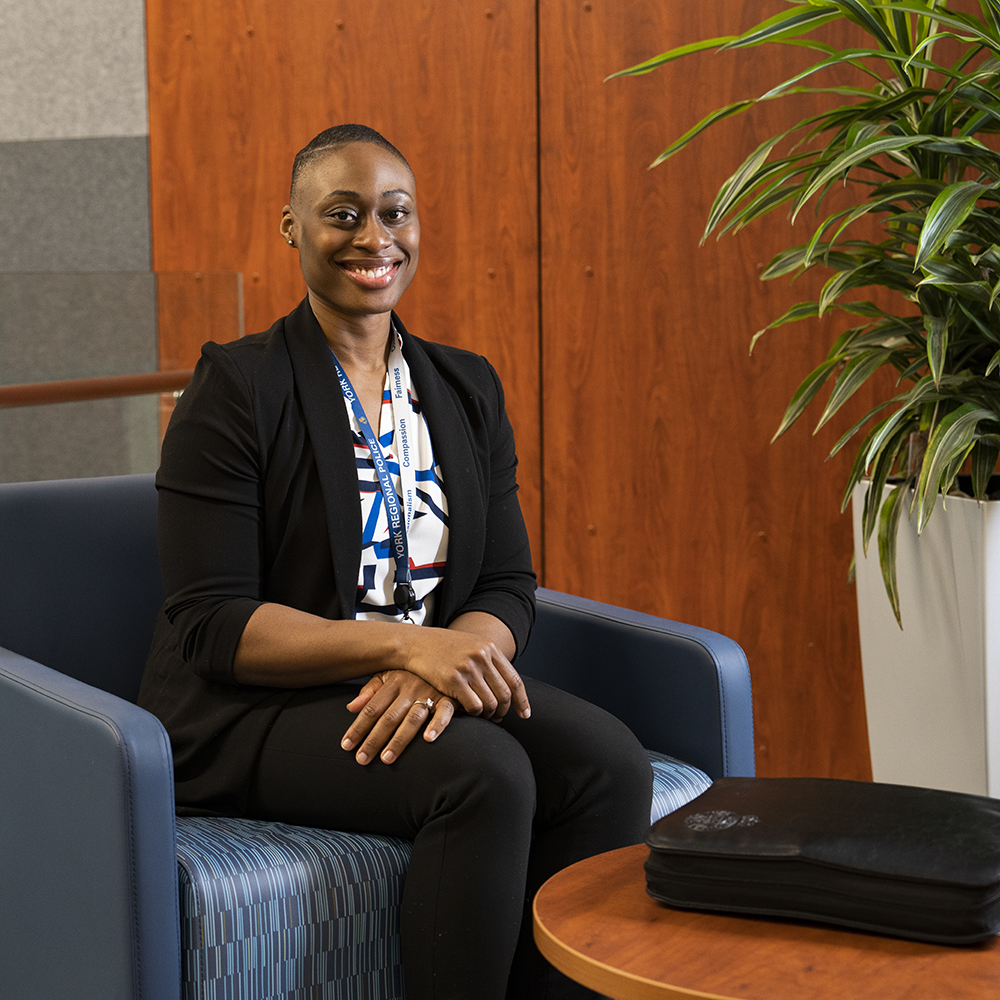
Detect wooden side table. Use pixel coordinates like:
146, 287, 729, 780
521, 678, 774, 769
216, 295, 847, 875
533, 843, 1000, 1000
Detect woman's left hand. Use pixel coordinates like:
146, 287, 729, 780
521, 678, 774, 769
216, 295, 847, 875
341, 670, 456, 765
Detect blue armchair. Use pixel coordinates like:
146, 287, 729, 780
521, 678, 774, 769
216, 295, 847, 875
0, 473, 753, 1000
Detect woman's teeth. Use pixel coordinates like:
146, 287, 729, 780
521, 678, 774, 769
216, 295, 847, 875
348, 264, 392, 278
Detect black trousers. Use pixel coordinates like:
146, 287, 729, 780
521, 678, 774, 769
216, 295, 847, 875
246, 676, 653, 1000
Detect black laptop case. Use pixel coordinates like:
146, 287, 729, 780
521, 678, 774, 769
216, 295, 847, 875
645, 777, 1000, 944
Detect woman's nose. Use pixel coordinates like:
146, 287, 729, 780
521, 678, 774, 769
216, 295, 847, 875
353, 215, 392, 250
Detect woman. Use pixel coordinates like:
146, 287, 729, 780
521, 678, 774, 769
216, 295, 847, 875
139, 124, 652, 1000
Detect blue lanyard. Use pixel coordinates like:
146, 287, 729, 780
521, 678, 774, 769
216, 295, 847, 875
330, 348, 416, 620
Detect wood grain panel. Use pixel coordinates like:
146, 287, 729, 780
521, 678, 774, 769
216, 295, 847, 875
540, 1, 881, 780
145, 0, 542, 559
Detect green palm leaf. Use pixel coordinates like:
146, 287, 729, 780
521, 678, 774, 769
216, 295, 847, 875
877, 482, 909, 627
915, 181, 990, 268
720, 6, 843, 50
792, 135, 949, 221
916, 403, 996, 530
926, 313, 950, 387
603, 37, 735, 80
649, 102, 754, 168
971, 438, 1000, 496
772, 357, 845, 441
889, 2, 1000, 55
816, 348, 896, 431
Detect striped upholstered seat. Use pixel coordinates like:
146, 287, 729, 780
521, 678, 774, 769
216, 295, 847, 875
175, 753, 709, 1000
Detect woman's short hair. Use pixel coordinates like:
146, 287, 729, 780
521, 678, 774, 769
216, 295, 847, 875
290, 124, 410, 201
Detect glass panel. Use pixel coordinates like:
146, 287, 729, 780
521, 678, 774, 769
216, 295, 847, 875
0, 395, 159, 484
0, 270, 242, 387
0, 272, 157, 384
0, 270, 242, 482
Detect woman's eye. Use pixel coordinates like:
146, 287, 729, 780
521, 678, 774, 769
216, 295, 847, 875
384, 209, 408, 222
328, 210, 355, 222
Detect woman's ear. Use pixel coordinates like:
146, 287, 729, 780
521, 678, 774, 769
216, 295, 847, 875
279, 206, 295, 247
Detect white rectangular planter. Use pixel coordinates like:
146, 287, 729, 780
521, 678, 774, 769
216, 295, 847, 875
852, 482, 1000, 796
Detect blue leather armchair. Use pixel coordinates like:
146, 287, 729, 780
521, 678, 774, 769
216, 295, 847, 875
0, 473, 753, 1000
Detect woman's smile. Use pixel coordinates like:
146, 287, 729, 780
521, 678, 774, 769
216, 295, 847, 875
338, 257, 403, 288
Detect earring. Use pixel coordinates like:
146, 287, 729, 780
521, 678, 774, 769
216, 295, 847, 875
287, 238, 294, 246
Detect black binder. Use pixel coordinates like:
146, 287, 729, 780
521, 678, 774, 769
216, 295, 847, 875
645, 777, 1000, 944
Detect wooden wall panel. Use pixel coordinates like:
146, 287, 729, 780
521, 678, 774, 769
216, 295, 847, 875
539, 1, 879, 780
145, 0, 542, 558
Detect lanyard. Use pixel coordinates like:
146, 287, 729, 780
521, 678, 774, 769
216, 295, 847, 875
331, 335, 417, 620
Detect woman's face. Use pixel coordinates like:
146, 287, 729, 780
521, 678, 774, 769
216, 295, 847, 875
281, 142, 420, 320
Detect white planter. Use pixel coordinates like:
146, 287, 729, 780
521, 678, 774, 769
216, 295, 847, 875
852, 482, 1000, 796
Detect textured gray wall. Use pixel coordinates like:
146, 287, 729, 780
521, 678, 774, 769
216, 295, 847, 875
0, 0, 148, 142
0, 138, 151, 272
0, 0, 158, 483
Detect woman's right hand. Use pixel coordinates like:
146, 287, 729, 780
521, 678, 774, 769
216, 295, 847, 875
402, 626, 530, 722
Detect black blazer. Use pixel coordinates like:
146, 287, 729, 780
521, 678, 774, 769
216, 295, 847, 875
138, 297, 536, 815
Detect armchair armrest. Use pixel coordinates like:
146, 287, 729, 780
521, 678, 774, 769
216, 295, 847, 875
0, 648, 180, 1000
517, 589, 754, 779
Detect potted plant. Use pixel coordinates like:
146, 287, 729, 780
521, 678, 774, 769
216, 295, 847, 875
609, 0, 1000, 793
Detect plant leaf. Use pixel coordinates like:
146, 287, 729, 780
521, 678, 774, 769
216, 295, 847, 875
750, 301, 820, 354
863, 380, 934, 468
604, 36, 735, 80
792, 135, 949, 222
720, 6, 843, 51
830, 398, 896, 461
650, 101, 755, 167
841, 427, 878, 512
816, 348, 895, 431
818, 261, 878, 315
888, 2, 1000, 56
863, 422, 911, 550
915, 181, 989, 268
926, 313, 949, 387
916, 403, 996, 530
982, 0, 1000, 36
877, 482, 909, 627
703, 134, 792, 236
971, 438, 1000, 496
772, 357, 845, 441
827, 0, 901, 54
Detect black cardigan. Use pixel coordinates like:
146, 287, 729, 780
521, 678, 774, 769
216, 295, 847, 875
138, 297, 536, 815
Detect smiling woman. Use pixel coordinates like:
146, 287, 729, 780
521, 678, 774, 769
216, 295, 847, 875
281, 128, 420, 336
136, 123, 653, 1000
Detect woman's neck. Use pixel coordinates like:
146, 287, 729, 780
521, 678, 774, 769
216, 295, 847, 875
309, 293, 393, 374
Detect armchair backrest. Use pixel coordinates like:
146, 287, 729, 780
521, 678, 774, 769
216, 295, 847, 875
0, 473, 162, 702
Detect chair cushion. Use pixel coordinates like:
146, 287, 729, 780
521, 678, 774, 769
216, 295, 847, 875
176, 818, 411, 1000
648, 750, 712, 821
175, 753, 709, 1000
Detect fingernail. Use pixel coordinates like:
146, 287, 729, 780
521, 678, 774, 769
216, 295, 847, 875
426, 730, 437, 741
523, 708, 531, 719
356, 751, 369, 765
342, 738, 354, 750
381, 749, 395, 763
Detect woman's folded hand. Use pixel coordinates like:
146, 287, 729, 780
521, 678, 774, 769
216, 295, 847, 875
341, 669, 455, 765
402, 626, 530, 722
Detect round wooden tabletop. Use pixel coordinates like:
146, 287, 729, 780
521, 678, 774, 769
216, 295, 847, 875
533, 843, 1000, 1000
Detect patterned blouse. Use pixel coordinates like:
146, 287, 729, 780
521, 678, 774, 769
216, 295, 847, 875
344, 329, 449, 624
